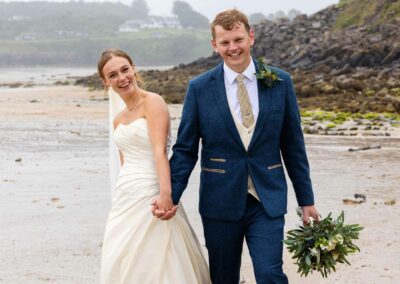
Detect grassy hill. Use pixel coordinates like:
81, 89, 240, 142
0, 1, 212, 66
0, 29, 212, 66
335, 0, 400, 29
0, 1, 131, 39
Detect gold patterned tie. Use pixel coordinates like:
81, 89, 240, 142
236, 74, 254, 128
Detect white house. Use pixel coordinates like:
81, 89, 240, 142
118, 16, 181, 32
14, 33, 37, 41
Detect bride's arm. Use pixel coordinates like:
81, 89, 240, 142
144, 92, 175, 213
113, 113, 124, 166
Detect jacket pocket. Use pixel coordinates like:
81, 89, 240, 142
202, 167, 226, 174
210, 158, 226, 162
267, 163, 283, 170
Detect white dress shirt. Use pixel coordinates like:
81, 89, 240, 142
223, 60, 259, 125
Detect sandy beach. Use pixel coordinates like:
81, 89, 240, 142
0, 85, 399, 284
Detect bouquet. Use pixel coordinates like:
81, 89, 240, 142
284, 208, 363, 278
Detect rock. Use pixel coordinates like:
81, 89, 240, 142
312, 22, 322, 29
377, 88, 389, 96
354, 193, 366, 202
383, 43, 400, 64
335, 77, 365, 91
303, 126, 319, 134
348, 144, 381, 152
320, 84, 336, 94
384, 199, 396, 206
330, 64, 353, 76
272, 33, 286, 42
368, 34, 383, 43
69, 130, 80, 136
387, 77, 399, 87
293, 14, 308, 23
295, 27, 307, 33
327, 130, 339, 135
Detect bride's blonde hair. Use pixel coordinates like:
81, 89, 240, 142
97, 48, 144, 90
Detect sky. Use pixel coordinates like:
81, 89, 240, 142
1, 0, 340, 19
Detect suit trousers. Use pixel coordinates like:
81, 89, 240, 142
202, 194, 289, 284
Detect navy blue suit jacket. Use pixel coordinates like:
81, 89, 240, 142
170, 60, 314, 221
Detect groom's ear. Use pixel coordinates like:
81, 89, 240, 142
249, 29, 255, 46
211, 39, 218, 53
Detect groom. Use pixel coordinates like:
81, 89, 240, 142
155, 9, 319, 283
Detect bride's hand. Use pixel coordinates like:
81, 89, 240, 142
151, 195, 178, 220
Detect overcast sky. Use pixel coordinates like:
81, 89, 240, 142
1, 0, 340, 19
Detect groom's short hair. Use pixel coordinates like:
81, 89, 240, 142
211, 9, 251, 39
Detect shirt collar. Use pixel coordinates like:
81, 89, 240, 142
223, 59, 256, 85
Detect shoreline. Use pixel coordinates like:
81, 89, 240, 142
1, 84, 398, 138
1, 85, 399, 283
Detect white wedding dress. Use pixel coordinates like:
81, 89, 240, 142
100, 118, 210, 284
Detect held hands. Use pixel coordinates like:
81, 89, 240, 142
151, 194, 178, 221
301, 205, 320, 226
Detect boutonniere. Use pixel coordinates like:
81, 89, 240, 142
255, 57, 282, 88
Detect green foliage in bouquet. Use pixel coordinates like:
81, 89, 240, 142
284, 210, 363, 278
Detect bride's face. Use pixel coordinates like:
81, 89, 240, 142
102, 56, 137, 96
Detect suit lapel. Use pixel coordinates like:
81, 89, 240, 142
249, 60, 271, 151
211, 64, 246, 151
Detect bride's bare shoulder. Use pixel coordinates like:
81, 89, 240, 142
142, 91, 169, 119
143, 91, 167, 107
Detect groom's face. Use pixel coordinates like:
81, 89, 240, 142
212, 22, 254, 73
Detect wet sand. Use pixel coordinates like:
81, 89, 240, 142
0, 86, 399, 283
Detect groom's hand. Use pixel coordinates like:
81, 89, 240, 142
301, 205, 320, 225
151, 198, 178, 220
159, 206, 178, 220
152, 206, 178, 220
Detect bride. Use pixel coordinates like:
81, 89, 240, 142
98, 48, 210, 284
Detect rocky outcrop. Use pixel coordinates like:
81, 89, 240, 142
76, 2, 400, 113
252, 6, 399, 70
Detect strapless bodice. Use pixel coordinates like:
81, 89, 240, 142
113, 118, 171, 171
